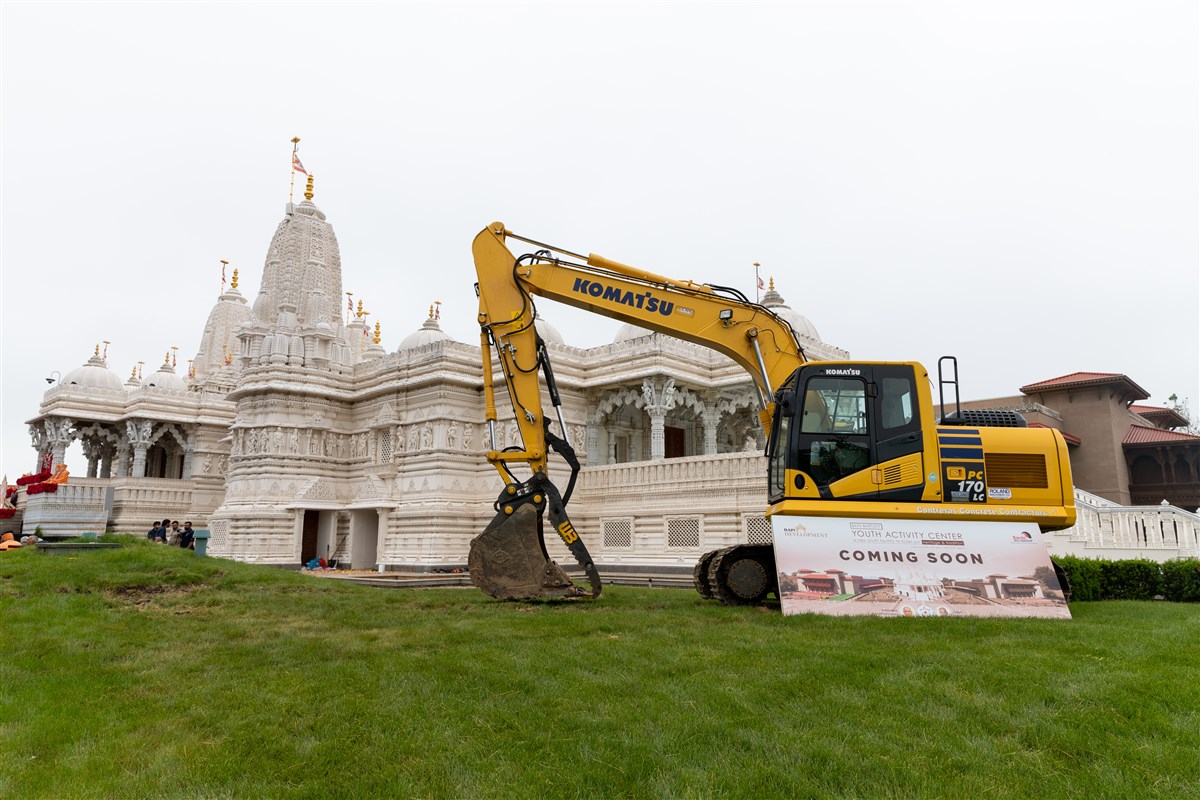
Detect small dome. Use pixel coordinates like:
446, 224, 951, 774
398, 316, 451, 350
761, 281, 821, 341
613, 322, 653, 343
535, 312, 564, 346
62, 353, 124, 392
142, 362, 189, 391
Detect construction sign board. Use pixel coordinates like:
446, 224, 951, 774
771, 516, 1071, 619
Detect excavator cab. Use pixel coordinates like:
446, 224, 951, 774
768, 363, 927, 505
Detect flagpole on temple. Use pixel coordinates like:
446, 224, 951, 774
220, 259, 229, 292
754, 262, 762, 303
289, 137, 301, 204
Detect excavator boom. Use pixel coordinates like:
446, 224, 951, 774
471, 222, 806, 600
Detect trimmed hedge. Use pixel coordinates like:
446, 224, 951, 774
1054, 556, 1200, 602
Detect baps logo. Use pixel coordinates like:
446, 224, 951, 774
572, 278, 675, 317
557, 520, 579, 545
1012, 531, 1034, 543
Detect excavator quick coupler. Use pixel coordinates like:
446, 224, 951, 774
468, 474, 601, 601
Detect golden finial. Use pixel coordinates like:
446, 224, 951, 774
373, 321, 381, 345
291, 136, 301, 145
164, 351, 171, 366
356, 299, 369, 319
769, 277, 775, 291
94, 343, 100, 357
130, 365, 138, 379
428, 304, 434, 320
304, 174, 314, 201
231, 269, 239, 289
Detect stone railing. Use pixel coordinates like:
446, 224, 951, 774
109, 478, 195, 509
1043, 488, 1200, 560
109, 478, 195, 532
19, 479, 110, 538
580, 451, 766, 492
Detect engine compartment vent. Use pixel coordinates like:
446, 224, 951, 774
940, 409, 1028, 428
985, 453, 1049, 488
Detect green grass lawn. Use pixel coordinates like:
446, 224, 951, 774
1, 537, 1197, 799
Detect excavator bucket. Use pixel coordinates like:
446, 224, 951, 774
468, 503, 589, 600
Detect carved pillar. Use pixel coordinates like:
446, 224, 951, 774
116, 445, 130, 477
127, 420, 154, 479
641, 378, 678, 461
586, 422, 600, 465
28, 424, 49, 472
86, 450, 99, 478
608, 439, 617, 465
132, 447, 148, 478
376, 507, 389, 566
100, 447, 114, 479
181, 438, 195, 480
702, 407, 721, 456
45, 418, 74, 467
648, 412, 666, 461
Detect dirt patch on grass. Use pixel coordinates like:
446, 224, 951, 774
107, 583, 206, 608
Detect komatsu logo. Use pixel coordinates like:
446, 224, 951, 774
824, 368, 861, 376
572, 278, 675, 317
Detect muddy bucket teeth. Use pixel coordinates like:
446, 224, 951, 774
468, 503, 586, 600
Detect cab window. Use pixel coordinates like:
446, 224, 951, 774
800, 377, 870, 487
801, 378, 867, 435
880, 376, 914, 430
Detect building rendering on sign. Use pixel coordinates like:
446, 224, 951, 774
11, 175, 1200, 567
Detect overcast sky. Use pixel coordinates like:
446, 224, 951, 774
2, 1, 1197, 476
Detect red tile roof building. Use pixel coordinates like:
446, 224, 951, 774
960, 372, 1199, 509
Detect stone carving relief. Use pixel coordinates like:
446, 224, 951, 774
301, 479, 336, 502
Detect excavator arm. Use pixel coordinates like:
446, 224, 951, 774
471, 222, 807, 600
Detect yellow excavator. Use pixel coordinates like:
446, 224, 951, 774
471, 222, 1076, 603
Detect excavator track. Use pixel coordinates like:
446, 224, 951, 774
701, 545, 777, 605
692, 549, 720, 599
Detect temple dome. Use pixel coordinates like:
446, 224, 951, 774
614, 322, 653, 343
398, 315, 451, 350
760, 281, 820, 341
535, 312, 564, 346
142, 361, 188, 391
62, 352, 124, 392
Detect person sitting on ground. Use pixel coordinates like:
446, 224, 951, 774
179, 521, 195, 550
166, 520, 182, 546
147, 521, 162, 542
